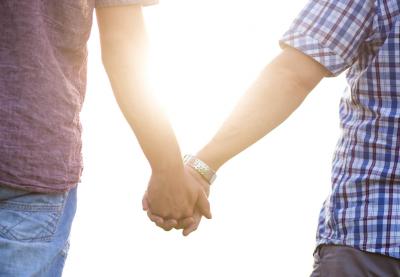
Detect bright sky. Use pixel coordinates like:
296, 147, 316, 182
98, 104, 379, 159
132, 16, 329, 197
64, 1, 347, 276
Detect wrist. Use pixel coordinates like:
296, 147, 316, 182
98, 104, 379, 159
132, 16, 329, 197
150, 157, 184, 177
196, 145, 225, 172
150, 169, 186, 191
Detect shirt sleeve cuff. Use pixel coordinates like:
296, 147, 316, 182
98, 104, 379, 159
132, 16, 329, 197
95, 0, 158, 8
279, 32, 349, 77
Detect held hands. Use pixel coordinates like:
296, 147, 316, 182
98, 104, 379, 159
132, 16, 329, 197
142, 165, 212, 236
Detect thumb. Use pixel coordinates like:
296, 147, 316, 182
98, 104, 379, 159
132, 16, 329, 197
142, 191, 149, 211
196, 189, 212, 219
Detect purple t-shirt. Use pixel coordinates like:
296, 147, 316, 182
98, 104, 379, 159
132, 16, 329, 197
0, 0, 157, 193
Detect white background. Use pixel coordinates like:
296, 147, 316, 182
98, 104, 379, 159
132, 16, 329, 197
64, 0, 347, 276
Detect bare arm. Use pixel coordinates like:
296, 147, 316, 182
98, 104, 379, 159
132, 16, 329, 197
96, 5, 210, 223
96, 5, 183, 174
197, 47, 330, 171
175, 47, 330, 235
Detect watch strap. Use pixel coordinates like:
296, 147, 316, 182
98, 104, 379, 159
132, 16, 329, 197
183, 155, 217, 185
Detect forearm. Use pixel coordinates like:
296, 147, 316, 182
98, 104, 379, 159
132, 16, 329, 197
197, 71, 306, 170
103, 50, 183, 175
197, 49, 326, 171
97, 5, 184, 175
109, 70, 183, 174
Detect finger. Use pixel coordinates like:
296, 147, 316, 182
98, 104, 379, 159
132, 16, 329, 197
176, 217, 195, 230
142, 191, 149, 211
183, 213, 202, 236
162, 219, 178, 231
196, 189, 212, 219
147, 211, 164, 225
147, 211, 176, 231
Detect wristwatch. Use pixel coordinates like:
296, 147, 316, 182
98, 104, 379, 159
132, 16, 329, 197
183, 154, 217, 185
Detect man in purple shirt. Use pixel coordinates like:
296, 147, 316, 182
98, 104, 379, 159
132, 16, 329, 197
0, 1, 211, 275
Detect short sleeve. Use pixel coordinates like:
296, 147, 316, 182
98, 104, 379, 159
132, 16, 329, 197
279, 0, 376, 76
95, 0, 158, 8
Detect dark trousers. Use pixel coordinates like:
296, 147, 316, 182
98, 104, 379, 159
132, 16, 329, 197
310, 244, 400, 277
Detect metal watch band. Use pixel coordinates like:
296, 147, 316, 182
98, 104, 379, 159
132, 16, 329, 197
183, 155, 217, 185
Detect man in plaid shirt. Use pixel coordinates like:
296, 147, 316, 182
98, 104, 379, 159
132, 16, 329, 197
145, 0, 400, 275
280, 1, 400, 274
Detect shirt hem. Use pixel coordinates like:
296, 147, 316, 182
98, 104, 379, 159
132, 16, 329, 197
95, 0, 158, 8
316, 238, 400, 260
0, 179, 77, 194
279, 32, 349, 77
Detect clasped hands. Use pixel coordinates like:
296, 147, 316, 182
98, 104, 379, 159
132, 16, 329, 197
142, 165, 212, 236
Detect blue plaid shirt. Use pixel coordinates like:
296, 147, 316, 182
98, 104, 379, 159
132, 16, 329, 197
280, 0, 400, 258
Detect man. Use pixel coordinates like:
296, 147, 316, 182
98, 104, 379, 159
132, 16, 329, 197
145, 0, 400, 275
0, 1, 211, 276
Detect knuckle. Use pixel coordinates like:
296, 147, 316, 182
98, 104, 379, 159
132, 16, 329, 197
183, 208, 193, 217
158, 210, 169, 218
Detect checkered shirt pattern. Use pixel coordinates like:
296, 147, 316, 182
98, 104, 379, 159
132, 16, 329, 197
280, 0, 400, 258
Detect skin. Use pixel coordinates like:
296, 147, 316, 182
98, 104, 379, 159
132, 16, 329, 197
96, 5, 211, 227
143, 165, 210, 234
145, 46, 330, 235
97, 4, 330, 236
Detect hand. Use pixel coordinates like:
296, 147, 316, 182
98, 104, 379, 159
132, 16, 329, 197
142, 166, 211, 235
179, 167, 210, 236
143, 166, 211, 232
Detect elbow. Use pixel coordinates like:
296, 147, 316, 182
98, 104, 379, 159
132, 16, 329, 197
266, 67, 313, 99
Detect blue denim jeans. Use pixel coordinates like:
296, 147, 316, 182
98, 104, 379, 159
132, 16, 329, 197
0, 185, 77, 276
